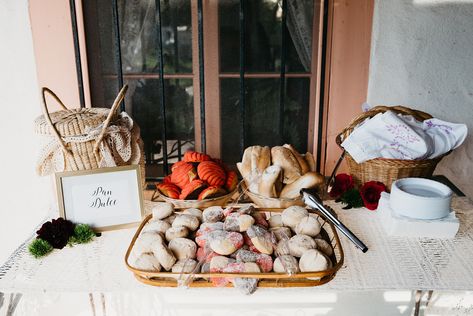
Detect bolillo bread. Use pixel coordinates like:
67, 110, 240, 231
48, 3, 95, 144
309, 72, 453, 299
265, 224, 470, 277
238, 146, 270, 194
237, 161, 260, 194
280, 171, 324, 199
250, 146, 271, 175
271, 146, 302, 184
304, 152, 316, 172
258, 165, 282, 198
283, 144, 310, 174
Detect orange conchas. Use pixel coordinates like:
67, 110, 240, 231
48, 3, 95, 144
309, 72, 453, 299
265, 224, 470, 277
225, 170, 238, 192
197, 161, 226, 187
163, 175, 172, 184
171, 162, 198, 189
211, 158, 228, 171
198, 186, 227, 200
156, 183, 180, 199
179, 179, 207, 200
183, 151, 211, 163
171, 160, 188, 172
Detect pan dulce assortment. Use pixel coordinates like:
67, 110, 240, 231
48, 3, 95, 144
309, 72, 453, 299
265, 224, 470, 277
156, 151, 238, 200
129, 203, 335, 294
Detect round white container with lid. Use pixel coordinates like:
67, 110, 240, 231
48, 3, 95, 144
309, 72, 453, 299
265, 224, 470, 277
390, 178, 452, 220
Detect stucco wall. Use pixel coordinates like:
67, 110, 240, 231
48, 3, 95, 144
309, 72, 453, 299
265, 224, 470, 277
368, 0, 473, 198
0, 0, 51, 264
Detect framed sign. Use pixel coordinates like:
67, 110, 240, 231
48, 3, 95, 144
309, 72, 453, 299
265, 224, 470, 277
55, 165, 144, 232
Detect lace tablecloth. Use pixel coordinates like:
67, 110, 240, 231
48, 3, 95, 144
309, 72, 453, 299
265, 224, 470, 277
1, 197, 473, 294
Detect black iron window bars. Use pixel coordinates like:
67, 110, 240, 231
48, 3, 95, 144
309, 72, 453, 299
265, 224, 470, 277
69, 0, 291, 177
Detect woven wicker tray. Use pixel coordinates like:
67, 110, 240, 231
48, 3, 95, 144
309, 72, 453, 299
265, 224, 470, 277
157, 188, 238, 209
125, 207, 344, 288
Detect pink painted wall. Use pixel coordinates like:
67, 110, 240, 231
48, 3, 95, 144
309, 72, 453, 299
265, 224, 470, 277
323, 0, 374, 175
29, 0, 90, 111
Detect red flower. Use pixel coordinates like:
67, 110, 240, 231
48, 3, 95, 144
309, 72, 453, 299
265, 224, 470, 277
360, 181, 387, 210
329, 173, 355, 198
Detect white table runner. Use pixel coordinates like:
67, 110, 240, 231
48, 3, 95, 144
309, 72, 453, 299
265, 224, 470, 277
1, 197, 473, 294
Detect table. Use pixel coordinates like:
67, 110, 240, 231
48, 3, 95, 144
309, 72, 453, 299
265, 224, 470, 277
1, 197, 473, 315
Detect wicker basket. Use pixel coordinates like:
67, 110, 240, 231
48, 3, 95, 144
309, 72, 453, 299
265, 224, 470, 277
125, 207, 344, 288
157, 188, 238, 209
336, 105, 448, 190
241, 182, 305, 208
35, 85, 146, 187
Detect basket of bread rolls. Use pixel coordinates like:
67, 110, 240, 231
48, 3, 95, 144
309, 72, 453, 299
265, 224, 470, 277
125, 202, 344, 293
237, 145, 325, 208
156, 151, 239, 208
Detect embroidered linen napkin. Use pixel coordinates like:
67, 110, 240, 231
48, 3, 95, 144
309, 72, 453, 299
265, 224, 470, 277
341, 111, 467, 163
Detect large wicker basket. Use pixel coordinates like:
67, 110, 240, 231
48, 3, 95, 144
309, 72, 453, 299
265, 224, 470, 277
35, 85, 146, 186
125, 207, 344, 288
336, 105, 448, 190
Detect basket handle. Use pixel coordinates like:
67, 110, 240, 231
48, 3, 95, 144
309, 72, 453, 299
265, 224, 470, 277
41, 88, 73, 157
335, 105, 433, 147
92, 84, 128, 157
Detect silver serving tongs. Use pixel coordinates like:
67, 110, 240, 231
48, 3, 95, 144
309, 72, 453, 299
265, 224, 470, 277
301, 189, 368, 253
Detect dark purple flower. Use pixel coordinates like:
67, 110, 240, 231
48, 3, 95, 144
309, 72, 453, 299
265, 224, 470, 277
36, 218, 75, 249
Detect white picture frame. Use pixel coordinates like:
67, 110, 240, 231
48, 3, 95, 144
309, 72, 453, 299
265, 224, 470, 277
55, 165, 144, 232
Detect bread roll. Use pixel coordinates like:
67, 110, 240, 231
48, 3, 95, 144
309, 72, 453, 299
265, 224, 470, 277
273, 255, 299, 273
165, 226, 189, 241
275, 239, 290, 256
172, 259, 197, 273
224, 213, 255, 232
231, 262, 261, 294
268, 214, 283, 228
250, 145, 270, 175
152, 242, 176, 271
258, 146, 271, 173
240, 147, 253, 177
295, 216, 321, 237
274, 171, 284, 196
314, 238, 333, 257
182, 208, 203, 221
236, 162, 249, 179
270, 227, 292, 241
244, 262, 261, 273
271, 146, 302, 184
251, 236, 274, 255
210, 256, 233, 272
247, 225, 275, 255
237, 164, 260, 194
172, 214, 200, 231
163, 213, 177, 225
202, 206, 224, 223
304, 152, 316, 172
151, 202, 174, 220
283, 144, 309, 174
258, 165, 282, 198
168, 238, 197, 260
133, 231, 164, 255
142, 220, 171, 235
201, 262, 211, 273
288, 234, 316, 257
132, 253, 161, 272
209, 231, 244, 255
281, 206, 308, 228
299, 249, 328, 272
280, 171, 324, 199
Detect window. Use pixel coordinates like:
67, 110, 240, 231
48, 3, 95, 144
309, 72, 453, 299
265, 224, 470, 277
83, 0, 323, 179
